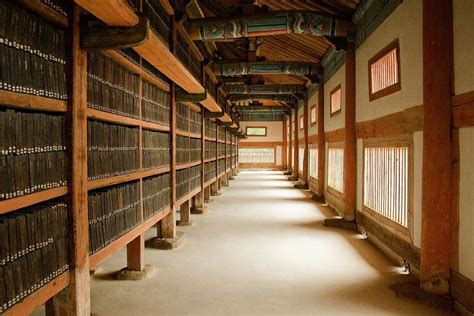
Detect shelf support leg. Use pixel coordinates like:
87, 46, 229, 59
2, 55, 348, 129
177, 199, 192, 226
192, 191, 207, 214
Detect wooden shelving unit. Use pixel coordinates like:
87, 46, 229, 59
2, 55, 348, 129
88, 167, 170, 191
87, 108, 170, 132
176, 161, 201, 171
0, 187, 68, 215
0, 90, 67, 113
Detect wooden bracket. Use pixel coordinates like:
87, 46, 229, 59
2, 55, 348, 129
324, 36, 349, 51
81, 15, 149, 50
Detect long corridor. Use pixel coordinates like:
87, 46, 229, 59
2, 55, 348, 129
86, 171, 447, 315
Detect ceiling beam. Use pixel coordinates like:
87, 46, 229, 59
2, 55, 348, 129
230, 94, 296, 103
227, 84, 305, 95
188, 11, 353, 41
212, 61, 319, 76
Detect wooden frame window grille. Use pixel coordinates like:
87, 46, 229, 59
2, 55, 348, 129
298, 146, 304, 173
363, 136, 413, 236
310, 106, 317, 125
309, 147, 318, 179
246, 126, 267, 136
299, 115, 304, 130
238, 147, 275, 163
327, 144, 344, 193
369, 39, 401, 101
330, 85, 342, 116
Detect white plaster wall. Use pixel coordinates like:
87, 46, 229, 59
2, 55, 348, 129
454, 0, 474, 95
413, 131, 423, 248
240, 121, 283, 143
308, 89, 318, 136
355, 0, 423, 123
324, 142, 329, 190
459, 127, 474, 280
276, 146, 282, 166
324, 66, 345, 132
297, 104, 304, 140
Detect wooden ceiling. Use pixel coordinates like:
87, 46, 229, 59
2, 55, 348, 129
194, 0, 360, 109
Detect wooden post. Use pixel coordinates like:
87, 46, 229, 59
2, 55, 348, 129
179, 200, 191, 224
282, 116, 288, 169
302, 97, 309, 183
317, 83, 325, 197
420, 0, 453, 295
46, 5, 90, 315
127, 235, 145, 271
288, 112, 293, 172
192, 104, 206, 213
343, 45, 356, 221
204, 186, 211, 202
293, 107, 299, 177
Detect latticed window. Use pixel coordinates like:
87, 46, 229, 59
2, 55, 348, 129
330, 85, 342, 116
238, 148, 274, 163
369, 39, 401, 101
309, 148, 318, 179
246, 126, 266, 136
364, 146, 409, 227
310, 106, 317, 124
328, 147, 344, 192
298, 147, 304, 173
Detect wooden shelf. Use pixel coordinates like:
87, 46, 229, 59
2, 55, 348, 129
176, 187, 201, 207
102, 50, 170, 92
3, 272, 69, 316
204, 158, 216, 163
19, 0, 68, 27
217, 139, 226, 144
204, 136, 217, 142
217, 172, 225, 178
218, 155, 225, 160
176, 129, 202, 139
204, 177, 216, 188
0, 90, 67, 113
88, 167, 170, 191
176, 161, 201, 170
89, 207, 171, 270
0, 187, 68, 215
200, 94, 221, 112
75, 0, 204, 94
226, 154, 232, 158
87, 108, 170, 132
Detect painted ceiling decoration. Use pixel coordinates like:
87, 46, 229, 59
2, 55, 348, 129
212, 61, 319, 76
229, 94, 296, 103
188, 11, 353, 40
227, 84, 305, 95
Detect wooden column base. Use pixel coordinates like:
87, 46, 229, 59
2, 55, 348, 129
311, 194, 325, 203
211, 181, 221, 196
294, 182, 308, 189
389, 281, 453, 310
177, 200, 192, 226
288, 175, 298, 181
146, 231, 185, 250
191, 192, 208, 214
204, 186, 211, 202
323, 218, 357, 231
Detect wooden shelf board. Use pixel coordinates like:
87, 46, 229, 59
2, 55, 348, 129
89, 207, 171, 270
102, 50, 170, 92
88, 167, 170, 191
141, 120, 170, 132
204, 158, 216, 163
0, 187, 68, 215
217, 139, 225, 144
218, 155, 225, 159
0, 90, 67, 113
19, 0, 68, 27
203, 177, 216, 188
217, 172, 225, 178
176, 187, 201, 207
176, 160, 201, 170
134, 31, 205, 94
3, 272, 69, 316
204, 136, 217, 142
87, 108, 170, 132
200, 94, 221, 112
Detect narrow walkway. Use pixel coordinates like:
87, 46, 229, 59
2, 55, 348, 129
89, 171, 447, 315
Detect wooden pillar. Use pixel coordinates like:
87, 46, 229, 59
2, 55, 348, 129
302, 97, 309, 183
343, 45, 356, 221
127, 235, 145, 271
46, 5, 90, 315
204, 186, 211, 202
293, 107, 299, 176
282, 116, 288, 169
193, 104, 206, 212
179, 200, 191, 224
288, 112, 293, 172
420, 0, 453, 295
317, 83, 325, 197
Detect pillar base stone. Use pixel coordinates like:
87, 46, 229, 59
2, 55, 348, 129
211, 191, 222, 196
229, 176, 235, 180
323, 218, 357, 231
116, 264, 156, 281
288, 175, 298, 181
284, 171, 292, 175
294, 182, 308, 189
389, 281, 453, 310
146, 231, 185, 250
176, 220, 193, 226
191, 207, 208, 214
311, 194, 325, 203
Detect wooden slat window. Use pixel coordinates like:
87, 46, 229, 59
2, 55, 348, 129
246, 126, 267, 136
238, 148, 274, 163
330, 85, 342, 116
310, 106, 317, 124
363, 145, 409, 227
328, 147, 344, 192
369, 39, 401, 101
298, 147, 304, 173
309, 147, 318, 179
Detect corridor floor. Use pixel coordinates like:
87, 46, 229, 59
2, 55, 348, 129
87, 171, 448, 315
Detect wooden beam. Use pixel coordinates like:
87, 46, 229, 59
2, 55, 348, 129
420, 0, 453, 295
317, 84, 325, 196
302, 97, 309, 182
46, 6, 90, 315
282, 116, 288, 169
74, 0, 139, 26
213, 61, 319, 77
288, 111, 293, 171
343, 45, 356, 222
293, 108, 299, 176
227, 84, 305, 95
188, 11, 353, 40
